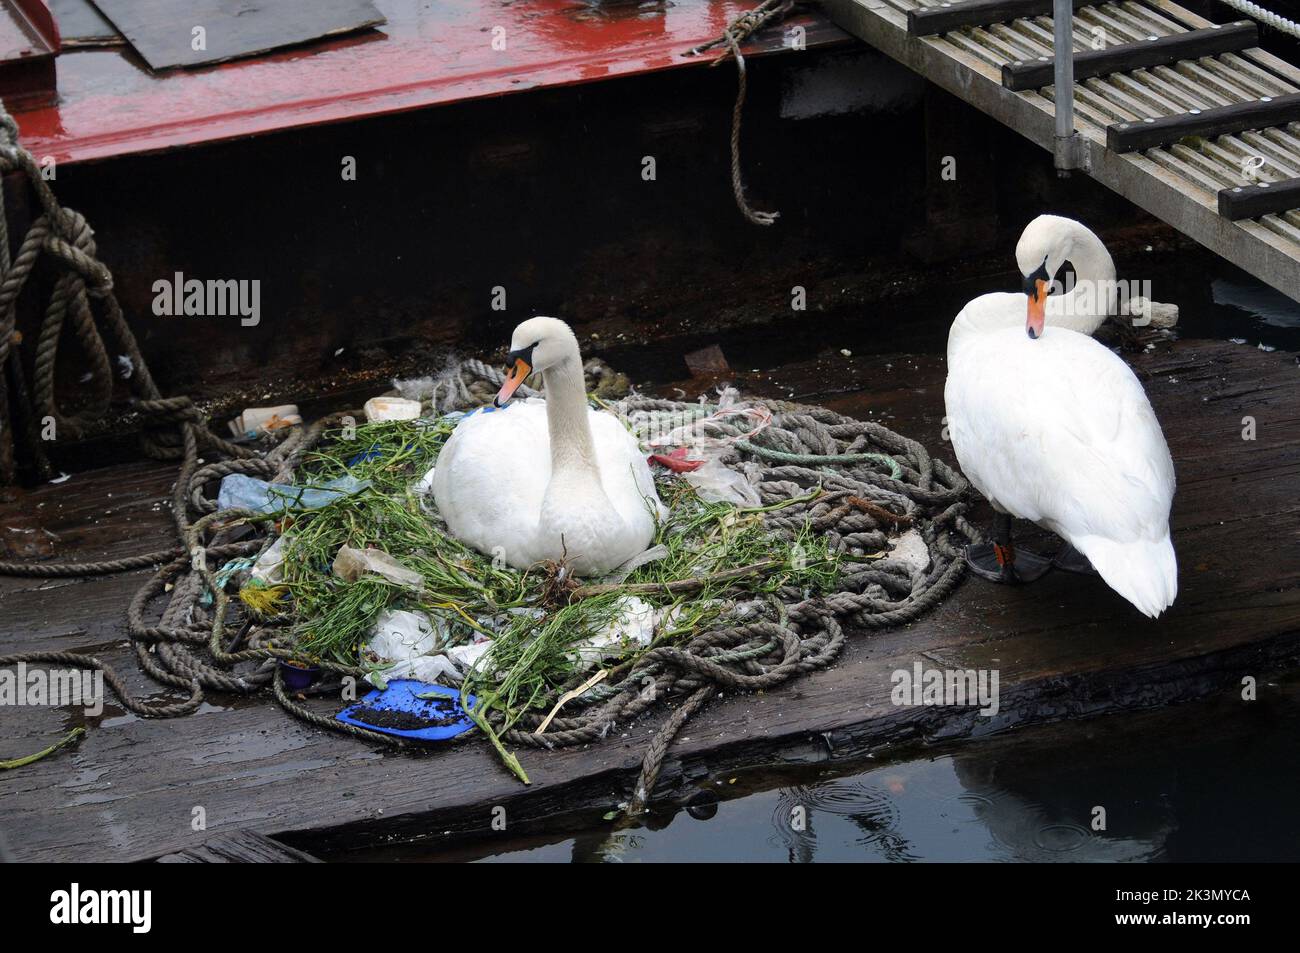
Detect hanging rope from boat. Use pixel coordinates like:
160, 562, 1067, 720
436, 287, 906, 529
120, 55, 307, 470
691, 0, 797, 226
0, 107, 254, 490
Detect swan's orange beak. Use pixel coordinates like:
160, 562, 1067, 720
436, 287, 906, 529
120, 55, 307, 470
1026, 279, 1047, 339
494, 357, 531, 407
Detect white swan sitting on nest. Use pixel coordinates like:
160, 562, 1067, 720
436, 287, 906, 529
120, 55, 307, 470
432, 316, 663, 576
944, 215, 1178, 617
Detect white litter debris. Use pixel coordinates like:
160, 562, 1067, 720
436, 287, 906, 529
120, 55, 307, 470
413, 465, 437, 496
1123, 296, 1179, 329
116, 354, 135, 379
332, 545, 424, 591
631, 387, 770, 506
682, 456, 763, 507
364, 396, 423, 422
447, 640, 494, 677
250, 536, 286, 585
366, 608, 439, 660
887, 528, 931, 576
49, 472, 70, 484
363, 609, 461, 686
572, 597, 657, 667
840, 348, 852, 357
227, 405, 301, 439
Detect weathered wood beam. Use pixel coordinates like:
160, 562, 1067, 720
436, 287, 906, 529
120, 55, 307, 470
1002, 21, 1258, 92
1218, 177, 1300, 220
155, 830, 322, 863
907, 0, 1095, 36
1108, 90, 1300, 152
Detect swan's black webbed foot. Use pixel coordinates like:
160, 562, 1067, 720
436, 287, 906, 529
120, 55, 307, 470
1053, 542, 1098, 575
965, 541, 1053, 583
965, 512, 1052, 584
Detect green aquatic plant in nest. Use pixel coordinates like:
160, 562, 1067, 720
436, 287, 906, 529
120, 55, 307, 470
271, 416, 841, 780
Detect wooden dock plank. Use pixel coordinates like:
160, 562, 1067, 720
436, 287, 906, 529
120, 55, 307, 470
907, 0, 1098, 37
1108, 92, 1300, 152
1, 337, 1298, 861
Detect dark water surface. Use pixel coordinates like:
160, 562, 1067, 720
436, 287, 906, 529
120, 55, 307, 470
331, 675, 1300, 863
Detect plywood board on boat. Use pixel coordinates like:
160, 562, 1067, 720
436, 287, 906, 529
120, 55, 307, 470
1, 337, 1298, 861
49, 0, 123, 46
93, 0, 385, 70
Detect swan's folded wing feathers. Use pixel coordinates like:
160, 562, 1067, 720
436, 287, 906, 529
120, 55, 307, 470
1036, 338, 1174, 543
590, 411, 663, 525
432, 404, 550, 556
950, 330, 1173, 544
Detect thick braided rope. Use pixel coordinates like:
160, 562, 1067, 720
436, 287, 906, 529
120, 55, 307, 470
0, 105, 254, 494
1216, 0, 1300, 39
471, 388, 973, 812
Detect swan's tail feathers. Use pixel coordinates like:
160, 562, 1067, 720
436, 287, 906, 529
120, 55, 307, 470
1074, 533, 1178, 619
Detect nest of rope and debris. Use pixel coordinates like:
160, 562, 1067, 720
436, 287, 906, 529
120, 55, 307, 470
137, 359, 975, 790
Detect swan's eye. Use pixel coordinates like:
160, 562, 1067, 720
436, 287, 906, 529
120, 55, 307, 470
1022, 260, 1051, 297
506, 341, 539, 367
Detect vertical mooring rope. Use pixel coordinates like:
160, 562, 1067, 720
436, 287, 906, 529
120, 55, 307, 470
691, 0, 797, 226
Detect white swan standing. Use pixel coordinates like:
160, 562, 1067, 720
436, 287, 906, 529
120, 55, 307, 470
432, 317, 662, 575
944, 216, 1178, 617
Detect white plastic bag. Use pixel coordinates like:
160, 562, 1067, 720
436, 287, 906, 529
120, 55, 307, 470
572, 597, 657, 667
363, 609, 460, 686
333, 545, 424, 591
448, 640, 495, 678
682, 457, 762, 507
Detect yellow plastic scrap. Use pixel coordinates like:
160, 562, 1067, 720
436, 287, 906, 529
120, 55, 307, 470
239, 582, 289, 617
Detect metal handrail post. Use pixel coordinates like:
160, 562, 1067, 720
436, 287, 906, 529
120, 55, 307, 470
1053, 0, 1087, 172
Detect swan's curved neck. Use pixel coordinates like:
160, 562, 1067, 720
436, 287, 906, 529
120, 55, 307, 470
1049, 223, 1116, 333
542, 355, 601, 480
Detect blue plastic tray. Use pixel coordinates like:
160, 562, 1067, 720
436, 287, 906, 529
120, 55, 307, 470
336, 679, 476, 741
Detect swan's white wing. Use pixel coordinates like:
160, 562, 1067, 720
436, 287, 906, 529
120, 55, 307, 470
946, 326, 1177, 616
948, 327, 1174, 544
431, 401, 550, 563
590, 410, 664, 529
